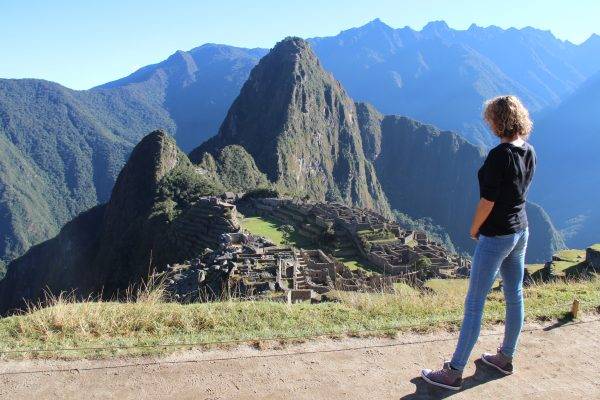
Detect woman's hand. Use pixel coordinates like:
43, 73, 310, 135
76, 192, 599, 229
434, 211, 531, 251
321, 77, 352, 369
470, 198, 495, 241
470, 226, 479, 241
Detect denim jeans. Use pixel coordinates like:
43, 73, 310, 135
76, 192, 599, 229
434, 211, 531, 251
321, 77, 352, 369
450, 228, 529, 371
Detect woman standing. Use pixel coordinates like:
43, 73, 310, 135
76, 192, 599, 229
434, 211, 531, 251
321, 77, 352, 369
421, 95, 536, 391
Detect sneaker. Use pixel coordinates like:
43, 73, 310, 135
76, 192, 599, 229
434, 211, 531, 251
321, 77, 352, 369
481, 348, 514, 375
421, 362, 462, 391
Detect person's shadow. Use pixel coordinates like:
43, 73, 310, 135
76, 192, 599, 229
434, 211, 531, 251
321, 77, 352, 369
400, 359, 506, 399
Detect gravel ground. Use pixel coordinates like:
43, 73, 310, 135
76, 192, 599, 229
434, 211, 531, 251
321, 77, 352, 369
1, 318, 599, 399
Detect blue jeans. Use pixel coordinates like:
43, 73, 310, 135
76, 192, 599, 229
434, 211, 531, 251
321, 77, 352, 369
450, 228, 529, 371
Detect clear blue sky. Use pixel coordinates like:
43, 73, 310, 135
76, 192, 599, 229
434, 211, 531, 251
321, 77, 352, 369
2, 0, 598, 90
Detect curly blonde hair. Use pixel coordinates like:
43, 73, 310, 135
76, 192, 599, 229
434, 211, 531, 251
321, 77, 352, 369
483, 95, 533, 140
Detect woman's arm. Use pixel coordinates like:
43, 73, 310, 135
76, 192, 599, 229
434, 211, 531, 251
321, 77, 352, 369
469, 198, 495, 240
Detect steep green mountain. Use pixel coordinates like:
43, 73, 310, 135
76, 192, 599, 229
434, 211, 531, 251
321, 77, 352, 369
191, 38, 392, 216
310, 19, 600, 146
197, 145, 270, 193
530, 71, 600, 247
0, 131, 237, 314
360, 113, 564, 262
0, 45, 263, 266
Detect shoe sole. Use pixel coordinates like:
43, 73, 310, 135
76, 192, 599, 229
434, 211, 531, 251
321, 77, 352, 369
420, 371, 461, 391
480, 355, 514, 375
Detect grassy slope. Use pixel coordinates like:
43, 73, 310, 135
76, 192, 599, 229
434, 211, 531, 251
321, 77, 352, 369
0, 278, 598, 360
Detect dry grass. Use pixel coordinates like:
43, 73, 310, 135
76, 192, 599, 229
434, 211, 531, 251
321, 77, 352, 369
0, 276, 598, 360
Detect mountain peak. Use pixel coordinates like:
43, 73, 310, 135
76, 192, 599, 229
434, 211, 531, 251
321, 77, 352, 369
106, 130, 180, 221
362, 18, 392, 30
270, 37, 313, 57
261, 37, 320, 72
191, 38, 391, 216
422, 20, 450, 33
582, 33, 600, 46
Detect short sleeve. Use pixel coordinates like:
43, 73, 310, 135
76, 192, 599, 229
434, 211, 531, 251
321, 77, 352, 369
480, 148, 509, 202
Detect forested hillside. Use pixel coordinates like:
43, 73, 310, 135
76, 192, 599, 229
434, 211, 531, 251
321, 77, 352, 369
3, 21, 595, 268
0, 45, 263, 267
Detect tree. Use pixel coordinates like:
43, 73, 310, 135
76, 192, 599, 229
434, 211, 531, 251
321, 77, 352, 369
279, 224, 295, 245
414, 256, 435, 279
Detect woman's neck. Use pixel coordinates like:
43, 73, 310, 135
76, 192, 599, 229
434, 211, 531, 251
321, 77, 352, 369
501, 135, 525, 147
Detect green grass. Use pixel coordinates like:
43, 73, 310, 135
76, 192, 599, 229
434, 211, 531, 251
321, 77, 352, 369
554, 249, 586, 263
240, 216, 287, 246
1, 277, 598, 360
341, 259, 366, 271
590, 244, 600, 252
526, 247, 587, 276
368, 238, 399, 244
426, 278, 469, 295
526, 263, 545, 274
337, 257, 375, 275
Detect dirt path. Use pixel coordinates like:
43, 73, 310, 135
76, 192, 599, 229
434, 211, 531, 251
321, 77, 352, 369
1, 318, 599, 399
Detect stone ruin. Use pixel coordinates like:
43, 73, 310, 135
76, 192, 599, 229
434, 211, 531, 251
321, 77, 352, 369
249, 198, 471, 278
166, 196, 240, 254
159, 196, 472, 303
162, 230, 397, 303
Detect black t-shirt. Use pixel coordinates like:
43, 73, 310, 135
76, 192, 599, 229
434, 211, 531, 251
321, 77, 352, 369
478, 141, 536, 236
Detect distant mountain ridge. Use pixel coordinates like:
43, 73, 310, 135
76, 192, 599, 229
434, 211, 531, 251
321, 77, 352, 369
94, 44, 267, 151
0, 45, 263, 266
309, 19, 600, 146
2, 19, 595, 266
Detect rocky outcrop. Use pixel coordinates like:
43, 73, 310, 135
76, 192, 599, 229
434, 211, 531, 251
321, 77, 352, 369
586, 245, 600, 269
191, 37, 392, 217
0, 131, 238, 315
355, 102, 383, 161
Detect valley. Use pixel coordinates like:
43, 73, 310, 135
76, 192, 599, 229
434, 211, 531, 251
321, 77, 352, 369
2, 6, 600, 398
1, 20, 599, 270
0, 36, 589, 315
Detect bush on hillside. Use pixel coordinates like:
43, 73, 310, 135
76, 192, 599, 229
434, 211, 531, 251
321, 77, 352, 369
242, 187, 279, 200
